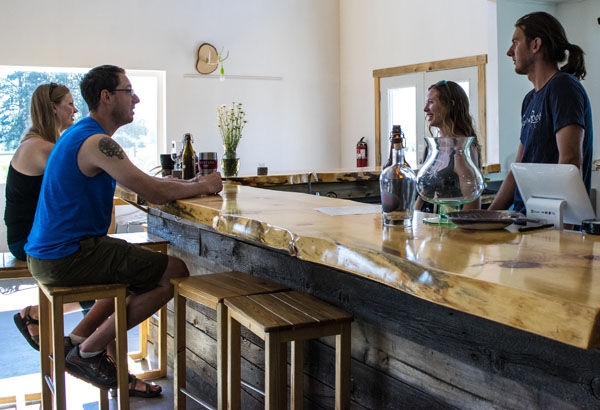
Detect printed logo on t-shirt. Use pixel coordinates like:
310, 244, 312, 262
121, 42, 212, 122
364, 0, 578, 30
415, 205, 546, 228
522, 110, 541, 128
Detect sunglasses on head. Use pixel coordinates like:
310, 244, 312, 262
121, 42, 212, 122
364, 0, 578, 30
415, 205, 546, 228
48, 82, 59, 100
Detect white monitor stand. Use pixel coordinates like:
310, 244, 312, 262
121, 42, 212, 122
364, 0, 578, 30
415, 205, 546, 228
524, 197, 566, 229
511, 163, 596, 230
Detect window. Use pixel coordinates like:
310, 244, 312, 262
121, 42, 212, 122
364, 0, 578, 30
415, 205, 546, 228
0, 66, 165, 182
374, 55, 497, 171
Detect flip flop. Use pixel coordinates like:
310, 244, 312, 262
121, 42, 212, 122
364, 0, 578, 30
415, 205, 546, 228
13, 306, 40, 351
109, 373, 162, 399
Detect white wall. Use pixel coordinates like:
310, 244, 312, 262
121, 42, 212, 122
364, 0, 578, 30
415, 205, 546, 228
339, 0, 496, 169
0, 0, 341, 175
0, 0, 341, 252
558, 0, 600, 210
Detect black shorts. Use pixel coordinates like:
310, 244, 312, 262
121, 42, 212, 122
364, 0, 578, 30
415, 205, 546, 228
27, 236, 169, 295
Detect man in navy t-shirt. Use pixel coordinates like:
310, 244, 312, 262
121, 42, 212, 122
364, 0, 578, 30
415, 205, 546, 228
489, 12, 593, 214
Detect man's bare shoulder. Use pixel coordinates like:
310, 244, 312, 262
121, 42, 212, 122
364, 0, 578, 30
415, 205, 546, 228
81, 134, 124, 159
97, 136, 125, 160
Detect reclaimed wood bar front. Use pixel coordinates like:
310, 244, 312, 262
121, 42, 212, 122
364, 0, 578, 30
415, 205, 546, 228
125, 184, 600, 409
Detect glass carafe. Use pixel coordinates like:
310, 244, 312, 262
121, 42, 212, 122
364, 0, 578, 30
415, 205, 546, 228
416, 136, 484, 225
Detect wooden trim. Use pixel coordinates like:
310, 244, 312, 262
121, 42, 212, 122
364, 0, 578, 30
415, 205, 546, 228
483, 163, 501, 174
373, 55, 487, 79
477, 63, 488, 166
374, 77, 381, 166
373, 54, 489, 167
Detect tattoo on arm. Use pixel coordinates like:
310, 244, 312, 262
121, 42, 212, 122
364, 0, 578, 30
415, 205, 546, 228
98, 137, 125, 160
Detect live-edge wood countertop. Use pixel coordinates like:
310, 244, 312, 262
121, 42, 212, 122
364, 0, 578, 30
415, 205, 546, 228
118, 183, 600, 350
223, 164, 501, 187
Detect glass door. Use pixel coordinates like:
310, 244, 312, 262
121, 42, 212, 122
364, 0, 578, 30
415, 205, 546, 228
380, 73, 423, 169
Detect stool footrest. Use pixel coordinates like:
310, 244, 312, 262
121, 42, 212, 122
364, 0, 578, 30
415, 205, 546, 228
180, 387, 215, 410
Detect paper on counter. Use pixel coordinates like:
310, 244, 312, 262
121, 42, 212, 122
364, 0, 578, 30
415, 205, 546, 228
314, 204, 381, 216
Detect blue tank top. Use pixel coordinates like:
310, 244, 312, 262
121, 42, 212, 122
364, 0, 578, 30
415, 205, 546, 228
25, 117, 116, 259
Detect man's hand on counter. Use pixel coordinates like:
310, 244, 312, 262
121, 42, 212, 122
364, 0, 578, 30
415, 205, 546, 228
163, 172, 223, 193
193, 172, 223, 194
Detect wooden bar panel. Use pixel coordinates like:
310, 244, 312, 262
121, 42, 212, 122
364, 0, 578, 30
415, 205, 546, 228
148, 211, 600, 409
144, 184, 600, 349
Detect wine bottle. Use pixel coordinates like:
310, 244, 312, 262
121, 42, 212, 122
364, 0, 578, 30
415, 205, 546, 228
181, 133, 196, 180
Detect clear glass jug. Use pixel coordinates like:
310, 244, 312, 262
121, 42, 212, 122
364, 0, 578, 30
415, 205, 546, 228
416, 136, 484, 225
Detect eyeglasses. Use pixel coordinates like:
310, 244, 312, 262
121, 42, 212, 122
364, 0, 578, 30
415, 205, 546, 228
48, 82, 58, 99
113, 88, 136, 96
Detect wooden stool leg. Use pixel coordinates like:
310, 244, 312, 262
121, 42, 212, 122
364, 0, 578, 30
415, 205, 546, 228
265, 332, 286, 410
174, 289, 187, 410
291, 340, 304, 410
227, 314, 241, 410
38, 288, 52, 410
51, 295, 66, 410
114, 288, 130, 410
99, 389, 109, 410
140, 318, 150, 358
335, 322, 351, 410
158, 304, 168, 377
216, 303, 228, 410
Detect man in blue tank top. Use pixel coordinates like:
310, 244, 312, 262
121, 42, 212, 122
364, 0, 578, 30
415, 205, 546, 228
489, 12, 593, 214
25, 65, 223, 393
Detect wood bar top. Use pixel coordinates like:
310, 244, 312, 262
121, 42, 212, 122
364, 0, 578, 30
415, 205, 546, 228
223, 165, 500, 187
119, 184, 600, 349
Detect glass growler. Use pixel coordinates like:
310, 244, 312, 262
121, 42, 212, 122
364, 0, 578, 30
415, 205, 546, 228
379, 126, 417, 226
384, 125, 411, 169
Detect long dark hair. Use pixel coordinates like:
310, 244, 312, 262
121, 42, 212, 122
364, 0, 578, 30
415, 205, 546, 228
516, 12, 586, 80
428, 80, 481, 167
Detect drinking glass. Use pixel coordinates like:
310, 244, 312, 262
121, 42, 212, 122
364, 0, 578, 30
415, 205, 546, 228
416, 136, 484, 225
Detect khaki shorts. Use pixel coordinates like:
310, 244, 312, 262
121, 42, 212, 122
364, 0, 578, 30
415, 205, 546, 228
27, 236, 169, 295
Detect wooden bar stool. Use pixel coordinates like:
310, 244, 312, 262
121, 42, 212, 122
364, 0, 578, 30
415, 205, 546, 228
225, 291, 353, 410
0, 233, 167, 408
0, 253, 40, 409
172, 271, 289, 410
109, 232, 170, 379
0, 252, 30, 279
38, 282, 130, 410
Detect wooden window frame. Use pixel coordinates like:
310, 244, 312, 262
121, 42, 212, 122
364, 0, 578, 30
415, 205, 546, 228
373, 54, 499, 173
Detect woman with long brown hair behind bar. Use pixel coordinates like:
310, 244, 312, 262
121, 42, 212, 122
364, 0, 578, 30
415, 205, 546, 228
415, 80, 482, 211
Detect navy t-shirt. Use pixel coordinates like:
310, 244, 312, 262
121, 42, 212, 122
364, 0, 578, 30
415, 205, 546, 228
513, 72, 593, 213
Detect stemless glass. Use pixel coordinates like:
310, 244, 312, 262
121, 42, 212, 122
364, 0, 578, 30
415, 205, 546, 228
416, 136, 484, 225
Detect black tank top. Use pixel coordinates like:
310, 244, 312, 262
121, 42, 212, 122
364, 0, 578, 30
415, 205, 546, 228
4, 163, 44, 244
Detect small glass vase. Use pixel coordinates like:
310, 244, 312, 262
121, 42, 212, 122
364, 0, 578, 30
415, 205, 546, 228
416, 136, 484, 225
221, 151, 240, 177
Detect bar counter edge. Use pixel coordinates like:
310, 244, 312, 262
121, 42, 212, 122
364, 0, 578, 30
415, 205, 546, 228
146, 205, 600, 410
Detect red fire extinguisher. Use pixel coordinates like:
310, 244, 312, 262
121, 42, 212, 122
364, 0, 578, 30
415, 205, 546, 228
356, 137, 368, 167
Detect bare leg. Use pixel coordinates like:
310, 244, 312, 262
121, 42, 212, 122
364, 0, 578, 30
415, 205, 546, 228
79, 256, 189, 353
70, 298, 115, 338
19, 302, 84, 339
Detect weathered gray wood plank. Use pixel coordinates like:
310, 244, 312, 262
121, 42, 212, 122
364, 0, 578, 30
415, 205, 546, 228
149, 211, 600, 410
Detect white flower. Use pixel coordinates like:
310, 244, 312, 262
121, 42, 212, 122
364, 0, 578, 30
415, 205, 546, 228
217, 102, 247, 152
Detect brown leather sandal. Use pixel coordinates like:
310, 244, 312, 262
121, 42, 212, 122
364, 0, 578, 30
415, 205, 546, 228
13, 306, 40, 351
109, 373, 162, 398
